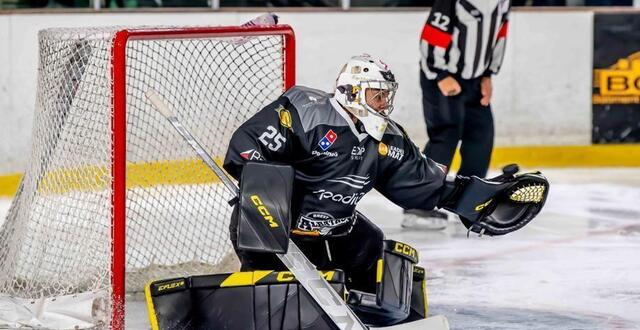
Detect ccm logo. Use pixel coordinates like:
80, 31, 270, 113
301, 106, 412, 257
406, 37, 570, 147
276, 271, 335, 282
250, 195, 279, 228
475, 199, 492, 212
394, 242, 417, 259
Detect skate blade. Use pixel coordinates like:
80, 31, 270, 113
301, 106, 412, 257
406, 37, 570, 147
401, 215, 447, 231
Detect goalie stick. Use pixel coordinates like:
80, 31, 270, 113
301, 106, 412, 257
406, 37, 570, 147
146, 90, 367, 330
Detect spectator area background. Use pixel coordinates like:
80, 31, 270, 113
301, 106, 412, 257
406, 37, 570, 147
0, 9, 599, 174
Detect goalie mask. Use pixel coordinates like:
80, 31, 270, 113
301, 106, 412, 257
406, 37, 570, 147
334, 54, 398, 141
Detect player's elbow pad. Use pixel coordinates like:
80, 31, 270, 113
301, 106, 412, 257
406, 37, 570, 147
438, 171, 549, 236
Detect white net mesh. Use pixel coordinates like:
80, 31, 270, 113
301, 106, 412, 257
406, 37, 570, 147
0, 25, 289, 321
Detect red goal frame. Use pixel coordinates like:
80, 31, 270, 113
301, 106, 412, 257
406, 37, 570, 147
110, 25, 295, 329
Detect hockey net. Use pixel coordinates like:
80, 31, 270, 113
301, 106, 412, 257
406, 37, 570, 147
0, 25, 295, 329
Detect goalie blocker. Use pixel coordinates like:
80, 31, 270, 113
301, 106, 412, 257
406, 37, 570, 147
236, 162, 294, 253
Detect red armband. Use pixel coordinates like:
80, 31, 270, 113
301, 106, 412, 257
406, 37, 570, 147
420, 24, 452, 49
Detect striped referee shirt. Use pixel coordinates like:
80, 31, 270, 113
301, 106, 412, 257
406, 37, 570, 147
420, 0, 510, 81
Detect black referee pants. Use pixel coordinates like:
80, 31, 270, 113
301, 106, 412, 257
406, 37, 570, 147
420, 70, 494, 178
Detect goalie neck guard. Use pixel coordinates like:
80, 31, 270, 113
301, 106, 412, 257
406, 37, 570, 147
334, 54, 398, 141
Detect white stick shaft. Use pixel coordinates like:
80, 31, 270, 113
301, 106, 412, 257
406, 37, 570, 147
146, 89, 237, 194
146, 90, 175, 119
280, 243, 366, 330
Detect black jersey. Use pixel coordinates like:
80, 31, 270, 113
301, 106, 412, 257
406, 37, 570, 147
224, 86, 447, 237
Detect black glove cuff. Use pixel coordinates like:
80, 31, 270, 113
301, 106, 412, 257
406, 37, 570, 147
437, 176, 470, 209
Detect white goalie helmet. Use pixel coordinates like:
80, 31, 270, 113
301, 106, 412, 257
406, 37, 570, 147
334, 54, 398, 141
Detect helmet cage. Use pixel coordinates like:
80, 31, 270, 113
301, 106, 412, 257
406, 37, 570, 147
358, 80, 398, 118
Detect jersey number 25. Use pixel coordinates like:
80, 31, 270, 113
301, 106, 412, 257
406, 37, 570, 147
258, 125, 286, 152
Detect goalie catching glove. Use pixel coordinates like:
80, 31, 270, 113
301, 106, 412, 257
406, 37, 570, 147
439, 164, 549, 236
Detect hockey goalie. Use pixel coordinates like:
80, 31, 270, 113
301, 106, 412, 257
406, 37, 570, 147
145, 54, 549, 329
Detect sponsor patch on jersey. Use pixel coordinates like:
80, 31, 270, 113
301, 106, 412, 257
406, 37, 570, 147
312, 150, 339, 158
276, 106, 292, 129
378, 142, 389, 156
351, 146, 366, 160
318, 129, 338, 151
387, 145, 405, 161
312, 189, 365, 206
240, 149, 264, 161
296, 212, 354, 236
327, 174, 370, 190
378, 143, 404, 161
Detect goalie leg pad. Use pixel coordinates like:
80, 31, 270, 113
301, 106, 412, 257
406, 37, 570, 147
347, 240, 419, 327
404, 266, 429, 323
145, 270, 345, 330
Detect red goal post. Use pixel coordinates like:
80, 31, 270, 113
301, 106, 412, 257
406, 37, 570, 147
111, 25, 295, 329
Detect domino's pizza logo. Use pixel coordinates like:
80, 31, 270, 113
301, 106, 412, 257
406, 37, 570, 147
318, 129, 338, 151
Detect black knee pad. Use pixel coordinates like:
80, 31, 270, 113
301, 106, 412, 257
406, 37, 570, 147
346, 240, 419, 326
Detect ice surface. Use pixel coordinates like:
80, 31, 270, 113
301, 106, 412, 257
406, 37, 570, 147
358, 168, 640, 330
1, 168, 639, 329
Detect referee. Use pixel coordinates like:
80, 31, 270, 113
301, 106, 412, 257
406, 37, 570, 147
404, 0, 511, 230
